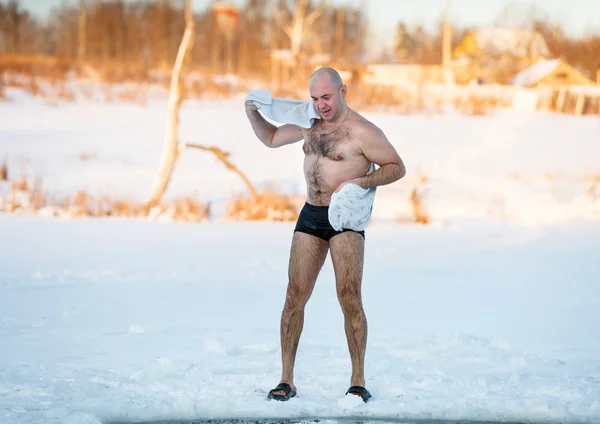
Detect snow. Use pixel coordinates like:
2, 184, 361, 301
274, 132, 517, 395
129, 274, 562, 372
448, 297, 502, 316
512, 59, 561, 87
511, 60, 600, 93
1, 87, 600, 424
1, 216, 599, 424
568, 86, 600, 95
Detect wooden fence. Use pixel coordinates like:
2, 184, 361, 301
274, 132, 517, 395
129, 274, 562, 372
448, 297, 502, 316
359, 81, 600, 116
537, 86, 600, 115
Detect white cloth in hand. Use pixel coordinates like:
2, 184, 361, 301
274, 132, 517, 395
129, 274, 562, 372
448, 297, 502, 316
245, 89, 320, 128
328, 163, 377, 232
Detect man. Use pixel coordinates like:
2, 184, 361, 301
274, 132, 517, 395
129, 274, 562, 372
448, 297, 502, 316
244, 67, 406, 403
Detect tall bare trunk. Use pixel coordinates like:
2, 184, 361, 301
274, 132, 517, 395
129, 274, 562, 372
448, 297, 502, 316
442, 0, 453, 85
273, 0, 324, 82
147, 0, 195, 208
78, 0, 87, 61
334, 7, 344, 60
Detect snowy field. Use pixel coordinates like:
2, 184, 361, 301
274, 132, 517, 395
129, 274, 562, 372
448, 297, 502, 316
1, 86, 599, 225
1, 87, 600, 424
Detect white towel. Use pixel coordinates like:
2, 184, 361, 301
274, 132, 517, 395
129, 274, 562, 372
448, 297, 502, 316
245, 89, 320, 129
328, 163, 377, 232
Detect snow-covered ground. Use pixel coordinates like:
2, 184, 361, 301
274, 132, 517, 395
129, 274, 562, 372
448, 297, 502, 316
1, 215, 599, 424
1, 86, 599, 225
1, 87, 599, 424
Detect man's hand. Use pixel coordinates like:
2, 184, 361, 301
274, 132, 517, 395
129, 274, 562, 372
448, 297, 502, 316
334, 179, 360, 193
245, 100, 258, 112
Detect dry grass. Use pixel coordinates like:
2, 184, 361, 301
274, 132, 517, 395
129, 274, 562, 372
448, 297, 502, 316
51, 81, 76, 103
181, 77, 255, 101
3, 181, 300, 223
0, 54, 519, 116
0, 54, 70, 82
586, 174, 600, 204
409, 189, 430, 225
184, 79, 204, 99
1, 59, 253, 105
4, 73, 41, 96
11, 172, 29, 191
225, 191, 301, 221
506, 171, 521, 181
351, 82, 515, 116
115, 87, 146, 104
94, 63, 150, 85
454, 95, 499, 116
4, 72, 80, 103
0, 164, 303, 223
398, 173, 430, 225
355, 84, 418, 113
78, 152, 97, 161
0, 156, 7, 181
0, 172, 211, 222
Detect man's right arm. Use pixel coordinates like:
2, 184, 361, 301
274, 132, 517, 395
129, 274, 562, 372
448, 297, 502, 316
245, 105, 304, 148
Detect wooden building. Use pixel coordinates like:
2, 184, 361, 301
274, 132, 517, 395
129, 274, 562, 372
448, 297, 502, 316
512, 58, 594, 88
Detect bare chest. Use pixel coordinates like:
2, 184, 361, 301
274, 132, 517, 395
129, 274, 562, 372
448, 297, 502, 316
302, 124, 355, 161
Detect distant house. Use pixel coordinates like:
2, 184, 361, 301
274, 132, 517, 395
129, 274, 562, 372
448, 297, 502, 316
452, 27, 552, 83
512, 58, 594, 88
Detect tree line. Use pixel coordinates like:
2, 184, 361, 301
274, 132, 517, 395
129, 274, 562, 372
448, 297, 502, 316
390, 5, 600, 78
0, 0, 367, 79
1, 0, 598, 79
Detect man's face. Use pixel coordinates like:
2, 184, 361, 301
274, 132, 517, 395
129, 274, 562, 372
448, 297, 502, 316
310, 77, 346, 122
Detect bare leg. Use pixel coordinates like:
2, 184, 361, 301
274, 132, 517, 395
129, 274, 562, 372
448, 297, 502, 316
271, 231, 329, 396
329, 231, 367, 389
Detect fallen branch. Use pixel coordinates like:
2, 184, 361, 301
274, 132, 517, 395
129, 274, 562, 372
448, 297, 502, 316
182, 143, 298, 221
183, 143, 258, 200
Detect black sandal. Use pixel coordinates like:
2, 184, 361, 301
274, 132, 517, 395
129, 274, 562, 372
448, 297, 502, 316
345, 385, 372, 402
267, 383, 297, 401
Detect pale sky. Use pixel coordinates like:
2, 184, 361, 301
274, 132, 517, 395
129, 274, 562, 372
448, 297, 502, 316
11, 0, 600, 43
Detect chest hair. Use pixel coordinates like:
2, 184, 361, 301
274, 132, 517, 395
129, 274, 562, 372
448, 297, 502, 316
303, 124, 353, 161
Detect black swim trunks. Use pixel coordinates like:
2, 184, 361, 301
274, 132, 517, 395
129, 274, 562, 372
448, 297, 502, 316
294, 202, 365, 241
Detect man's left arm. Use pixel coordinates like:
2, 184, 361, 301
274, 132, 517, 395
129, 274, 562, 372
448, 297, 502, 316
346, 123, 406, 190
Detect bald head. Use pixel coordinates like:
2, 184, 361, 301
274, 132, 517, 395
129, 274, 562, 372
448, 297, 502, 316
309, 67, 343, 90
309, 67, 347, 122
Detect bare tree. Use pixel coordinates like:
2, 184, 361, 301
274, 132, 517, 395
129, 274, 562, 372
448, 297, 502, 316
147, 0, 196, 208
1, 0, 39, 54
145, 0, 266, 211
236, 0, 270, 78
78, 0, 87, 61
273, 0, 325, 61
494, 1, 549, 30
393, 21, 414, 62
